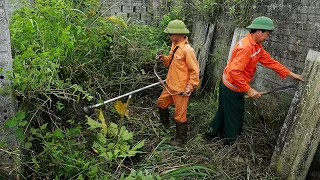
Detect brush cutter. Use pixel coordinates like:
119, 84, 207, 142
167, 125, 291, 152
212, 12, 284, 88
244, 85, 297, 99
83, 50, 183, 113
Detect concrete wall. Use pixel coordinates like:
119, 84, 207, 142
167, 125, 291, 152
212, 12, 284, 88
0, 0, 18, 177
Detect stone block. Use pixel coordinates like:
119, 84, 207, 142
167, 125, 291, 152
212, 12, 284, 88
301, 0, 314, 6
307, 14, 320, 22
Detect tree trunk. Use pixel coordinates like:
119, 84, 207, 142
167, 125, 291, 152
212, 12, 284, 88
0, 0, 19, 178
270, 49, 320, 180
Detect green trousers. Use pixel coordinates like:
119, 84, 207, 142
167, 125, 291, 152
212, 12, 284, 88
208, 81, 244, 145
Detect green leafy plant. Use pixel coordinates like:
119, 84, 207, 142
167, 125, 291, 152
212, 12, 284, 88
161, 165, 214, 179
225, 0, 256, 27
120, 170, 161, 180
86, 114, 145, 161
193, 0, 220, 19
5, 0, 166, 178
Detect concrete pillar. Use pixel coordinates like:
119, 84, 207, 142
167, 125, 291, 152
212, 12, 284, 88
227, 28, 248, 61
270, 49, 320, 180
0, 0, 19, 178
191, 19, 215, 90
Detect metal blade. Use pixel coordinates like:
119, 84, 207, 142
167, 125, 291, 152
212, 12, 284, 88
266, 85, 297, 95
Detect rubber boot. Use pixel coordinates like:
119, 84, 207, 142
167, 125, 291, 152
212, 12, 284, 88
170, 121, 188, 146
158, 108, 170, 128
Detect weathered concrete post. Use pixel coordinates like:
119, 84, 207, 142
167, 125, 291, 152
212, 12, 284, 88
270, 50, 320, 180
227, 28, 248, 61
191, 19, 215, 90
0, 0, 19, 178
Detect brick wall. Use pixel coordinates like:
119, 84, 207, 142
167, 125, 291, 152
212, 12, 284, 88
101, 0, 156, 24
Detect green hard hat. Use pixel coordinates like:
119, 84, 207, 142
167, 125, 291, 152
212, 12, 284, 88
246, 16, 275, 31
164, 20, 190, 34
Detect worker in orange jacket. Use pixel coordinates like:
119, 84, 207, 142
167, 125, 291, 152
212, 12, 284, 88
157, 20, 200, 146
206, 16, 304, 145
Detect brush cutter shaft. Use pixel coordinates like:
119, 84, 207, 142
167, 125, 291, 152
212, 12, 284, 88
154, 61, 183, 96
84, 81, 164, 111
84, 50, 183, 113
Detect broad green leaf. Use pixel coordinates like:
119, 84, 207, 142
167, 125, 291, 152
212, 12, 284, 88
99, 152, 107, 158
114, 149, 120, 156
107, 142, 115, 149
106, 151, 113, 160
76, 174, 84, 180
97, 133, 107, 144
30, 82, 36, 89
25, 142, 32, 149
137, 171, 143, 178
119, 143, 130, 154
109, 122, 118, 136
18, 120, 28, 127
16, 111, 25, 120
45, 132, 53, 139
86, 116, 102, 130
97, 109, 107, 136
30, 128, 37, 135
69, 127, 81, 135
53, 129, 65, 139
89, 166, 99, 176
21, 84, 27, 91
128, 170, 137, 177
102, 175, 110, 180
40, 123, 48, 130
5, 118, 18, 128
120, 173, 125, 180
125, 150, 139, 157
120, 126, 133, 141
14, 128, 24, 140
27, 136, 34, 141
131, 140, 145, 151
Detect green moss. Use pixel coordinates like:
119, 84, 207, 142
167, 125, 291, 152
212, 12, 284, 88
276, 159, 282, 172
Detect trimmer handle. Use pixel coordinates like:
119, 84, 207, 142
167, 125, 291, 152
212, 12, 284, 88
244, 91, 268, 99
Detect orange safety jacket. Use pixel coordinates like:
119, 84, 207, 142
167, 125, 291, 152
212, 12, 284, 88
162, 37, 200, 92
223, 33, 291, 92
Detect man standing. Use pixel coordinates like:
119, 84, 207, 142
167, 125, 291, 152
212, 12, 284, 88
206, 16, 304, 145
157, 20, 200, 146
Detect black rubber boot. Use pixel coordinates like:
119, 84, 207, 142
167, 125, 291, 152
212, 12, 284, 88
158, 108, 170, 127
170, 121, 188, 146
